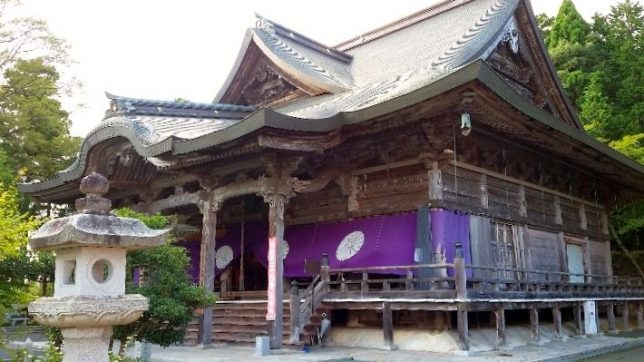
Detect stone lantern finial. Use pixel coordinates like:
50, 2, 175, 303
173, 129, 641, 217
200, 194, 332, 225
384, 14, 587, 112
27, 172, 169, 362
75, 172, 112, 214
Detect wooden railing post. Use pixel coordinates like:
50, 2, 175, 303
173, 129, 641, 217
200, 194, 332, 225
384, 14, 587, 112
361, 272, 369, 293
406, 269, 414, 291
289, 280, 300, 343
455, 242, 467, 300
637, 301, 644, 330
321, 252, 330, 292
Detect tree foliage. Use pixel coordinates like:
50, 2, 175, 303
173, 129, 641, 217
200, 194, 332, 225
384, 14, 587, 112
539, 0, 644, 274
0, 58, 80, 180
111, 209, 214, 355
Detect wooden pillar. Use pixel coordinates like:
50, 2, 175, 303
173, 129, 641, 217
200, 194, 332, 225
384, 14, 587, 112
455, 241, 469, 351
573, 303, 584, 335
607, 303, 617, 332
529, 306, 540, 343
289, 281, 300, 343
553, 196, 562, 225
382, 302, 396, 350
457, 303, 469, 351
637, 302, 644, 330
495, 306, 506, 348
455, 242, 467, 300
552, 303, 563, 340
321, 252, 330, 292
198, 193, 218, 346
622, 302, 631, 331
264, 193, 287, 349
428, 161, 443, 205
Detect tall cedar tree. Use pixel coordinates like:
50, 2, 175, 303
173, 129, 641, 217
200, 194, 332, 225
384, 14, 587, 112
0, 58, 80, 180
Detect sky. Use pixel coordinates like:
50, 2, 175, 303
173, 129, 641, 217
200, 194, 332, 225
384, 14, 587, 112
14, 0, 626, 137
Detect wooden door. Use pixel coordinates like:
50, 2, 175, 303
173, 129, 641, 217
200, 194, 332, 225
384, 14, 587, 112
566, 243, 585, 283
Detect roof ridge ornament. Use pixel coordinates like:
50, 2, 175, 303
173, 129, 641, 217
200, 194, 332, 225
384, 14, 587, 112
501, 16, 519, 54
255, 14, 275, 35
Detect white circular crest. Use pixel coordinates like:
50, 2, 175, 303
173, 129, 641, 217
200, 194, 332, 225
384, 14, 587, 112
215, 245, 234, 269
282, 239, 290, 260
336, 231, 365, 261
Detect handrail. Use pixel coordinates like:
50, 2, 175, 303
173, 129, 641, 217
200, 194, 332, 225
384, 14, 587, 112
329, 263, 454, 274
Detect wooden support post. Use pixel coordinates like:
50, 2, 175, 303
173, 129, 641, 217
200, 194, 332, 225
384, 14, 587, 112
405, 270, 414, 291
552, 303, 563, 340
455, 242, 467, 300
607, 303, 617, 332
382, 302, 396, 350
428, 161, 443, 205
554, 196, 562, 225
321, 253, 330, 292
265, 193, 287, 349
579, 203, 587, 230
457, 303, 469, 351
479, 174, 488, 209
622, 302, 631, 331
361, 272, 369, 293
637, 302, 644, 330
289, 281, 300, 343
518, 185, 527, 217
198, 193, 218, 346
573, 303, 584, 335
529, 306, 540, 343
495, 306, 506, 348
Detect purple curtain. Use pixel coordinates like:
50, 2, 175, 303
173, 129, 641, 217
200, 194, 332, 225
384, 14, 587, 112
430, 210, 471, 276
252, 212, 417, 277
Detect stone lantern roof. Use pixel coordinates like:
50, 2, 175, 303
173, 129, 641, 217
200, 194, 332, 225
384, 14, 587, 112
29, 172, 168, 252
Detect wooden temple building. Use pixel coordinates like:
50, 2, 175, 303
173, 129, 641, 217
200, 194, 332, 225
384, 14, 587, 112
19, 0, 644, 353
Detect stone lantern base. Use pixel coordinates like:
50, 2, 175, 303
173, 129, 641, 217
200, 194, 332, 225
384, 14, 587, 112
61, 328, 113, 362
29, 294, 148, 362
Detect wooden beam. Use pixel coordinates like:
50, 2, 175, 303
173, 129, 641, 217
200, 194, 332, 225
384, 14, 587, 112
198, 192, 218, 346
450, 160, 605, 209
146, 191, 200, 213
552, 303, 563, 340
495, 306, 506, 348
351, 158, 423, 176
382, 302, 396, 350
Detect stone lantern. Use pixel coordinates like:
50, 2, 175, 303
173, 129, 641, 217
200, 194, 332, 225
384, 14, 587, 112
28, 172, 168, 362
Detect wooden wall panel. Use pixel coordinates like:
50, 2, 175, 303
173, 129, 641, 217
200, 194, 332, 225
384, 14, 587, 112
526, 228, 563, 281
589, 239, 612, 277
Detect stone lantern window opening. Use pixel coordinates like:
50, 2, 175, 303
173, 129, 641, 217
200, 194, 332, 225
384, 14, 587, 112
63, 259, 76, 285
91, 259, 112, 284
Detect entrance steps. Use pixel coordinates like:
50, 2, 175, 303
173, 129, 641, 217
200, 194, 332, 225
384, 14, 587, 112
185, 300, 301, 346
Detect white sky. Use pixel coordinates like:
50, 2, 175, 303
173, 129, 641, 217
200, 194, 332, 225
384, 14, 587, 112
16, 0, 625, 137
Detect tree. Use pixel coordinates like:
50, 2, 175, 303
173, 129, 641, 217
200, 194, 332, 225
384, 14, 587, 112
111, 209, 214, 357
0, 0, 69, 76
0, 58, 80, 180
540, 1, 644, 275
0, 185, 39, 304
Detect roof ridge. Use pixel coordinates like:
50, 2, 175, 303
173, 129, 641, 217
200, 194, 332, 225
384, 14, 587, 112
105, 92, 256, 112
335, 0, 475, 51
104, 93, 256, 119
255, 14, 352, 63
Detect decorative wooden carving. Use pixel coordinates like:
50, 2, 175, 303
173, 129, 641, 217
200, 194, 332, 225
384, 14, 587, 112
241, 64, 298, 106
